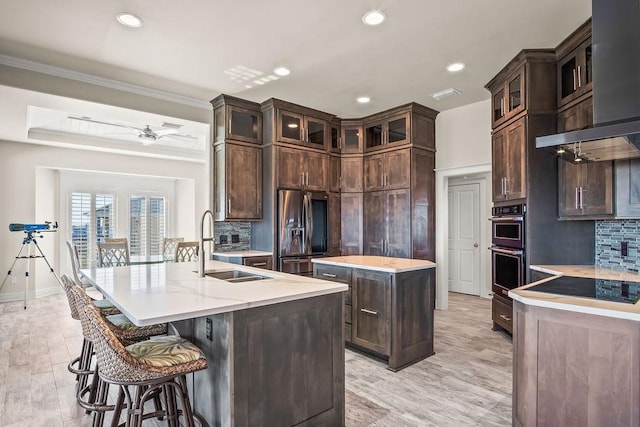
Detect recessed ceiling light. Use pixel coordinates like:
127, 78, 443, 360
362, 10, 386, 26
357, 96, 371, 104
446, 62, 465, 72
273, 67, 291, 76
116, 12, 143, 28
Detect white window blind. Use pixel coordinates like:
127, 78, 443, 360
70, 192, 114, 268
130, 195, 165, 256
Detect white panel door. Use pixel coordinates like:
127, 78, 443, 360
448, 182, 480, 295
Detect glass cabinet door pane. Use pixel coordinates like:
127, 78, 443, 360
561, 58, 577, 98
493, 89, 504, 122
307, 120, 325, 147
230, 109, 258, 140
508, 75, 521, 112
387, 117, 407, 143
365, 124, 383, 149
584, 44, 592, 86
344, 128, 360, 151
281, 114, 302, 141
331, 126, 339, 150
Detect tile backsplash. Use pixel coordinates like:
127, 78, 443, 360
595, 220, 640, 271
214, 221, 251, 252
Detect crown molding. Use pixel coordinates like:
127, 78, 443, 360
0, 54, 212, 110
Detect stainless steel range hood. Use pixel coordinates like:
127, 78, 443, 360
536, 0, 640, 162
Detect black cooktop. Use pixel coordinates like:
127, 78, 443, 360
528, 276, 640, 305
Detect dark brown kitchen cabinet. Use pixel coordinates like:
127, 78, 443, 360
364, 189, 411, 258
557, 96, 593, 132
329, 155, 341, 193
277, 146, 327, 191
556, 20, 592, 108
340, 156, 363, 193
558, 158, 613, 218
492, 117, 526, 202
212, 94, 262, 145
616, 159, 640, 218
277, 110, 327, 149
243, 255, 273, 270
329, 120, 341, 153
312, 264, 352, 342
364, 148, 411, 192
341, 193, 363, 255
490, 66, 525, 129
213, 142, 262, 221
341, 121, 363, 153
328, 192, 341, 255
364, 112, 410, 151
352, 270, 391, 356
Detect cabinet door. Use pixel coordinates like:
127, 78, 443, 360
364, 121, 384, 151
558, 37, 593, 107
492, 127, 508, 202
385, 189, 411, 258
225, 143, 262, 219
505, 118, 526, 200
328, 193, 341, 256
558, 96, 593, 133
342, 124, 363, 153
363, 192, 385, 256
277, 110, 304, 145
384, 149, 411, 189
352, 270, 391, 356
385, 113, 410, 148
616, 159, 640, 217
507, 69, 525, 117
329, 155, 341, 193
227, 105, 262, 144
305, 117, 327, 149
558, 159, 583, 217
364, 154, 385, 191
330, 122, 340, 153
305, 151, 327, 191
277, 147, 304, 189
341, 157, 363, 192
341, 193, 363, 255
581, 161, 613, 216
492, 86, 506, 127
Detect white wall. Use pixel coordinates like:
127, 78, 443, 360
0, 140, 207, 302
434, 99, 492, 309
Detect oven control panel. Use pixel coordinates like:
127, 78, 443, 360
492, 204, 526, 216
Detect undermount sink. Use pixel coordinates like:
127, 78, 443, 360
203, 270, 269, 283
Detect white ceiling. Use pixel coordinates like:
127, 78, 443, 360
0, 0, 591, 152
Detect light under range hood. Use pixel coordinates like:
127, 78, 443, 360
536, 0, 640, 162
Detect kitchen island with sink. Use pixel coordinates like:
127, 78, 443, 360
509, 265, 640, 427
82, 260, 347, 427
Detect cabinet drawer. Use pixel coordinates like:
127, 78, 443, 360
492, 294, 513, 333
344, 304, 352, 324
314, 265, 351, 283
243, 256, 273, 270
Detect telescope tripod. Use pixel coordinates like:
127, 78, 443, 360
1, 231, 62, 309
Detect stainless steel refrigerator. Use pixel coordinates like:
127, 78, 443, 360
278, 189, 328, 275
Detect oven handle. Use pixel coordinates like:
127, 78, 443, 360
488, 216, 524, 222
488, 246, 524, 256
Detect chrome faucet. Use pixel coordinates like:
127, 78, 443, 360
198, 209, 215, 278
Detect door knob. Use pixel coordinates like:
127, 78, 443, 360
474, 243, 479, 248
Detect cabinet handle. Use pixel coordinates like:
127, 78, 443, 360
499, 314, 511, 322
361, 308, 378, 316
252, 262, 267, 267
579, 187, 585, 209
381, 173, 384, 187
384, 173, 388, 187
322, 273, 337, 278
575, 187, 579, 210
305, 171, 309, 186
577, 65, 582, 88
227, 199, 231, 214
301, 172, 305, 187
572, 68, 577, 91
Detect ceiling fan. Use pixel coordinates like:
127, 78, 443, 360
67, 116, 197, 145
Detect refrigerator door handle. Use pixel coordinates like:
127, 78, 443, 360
304, 193, 313, 254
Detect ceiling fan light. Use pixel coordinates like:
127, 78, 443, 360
139, 133, 156, 145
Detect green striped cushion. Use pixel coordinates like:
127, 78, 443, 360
126, 336, 205, 367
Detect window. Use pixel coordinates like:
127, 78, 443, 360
130, 195, 166, 257
70, 192, 115, 268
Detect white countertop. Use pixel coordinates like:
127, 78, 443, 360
509, 265, 640, 321
312, 255, 436, 273
212, 250, 273, 258
81, 260, 347, 326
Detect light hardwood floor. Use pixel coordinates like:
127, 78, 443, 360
0, 291, 512, 426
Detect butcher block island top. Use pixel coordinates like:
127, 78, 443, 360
510, 264, 640, 321
81, 259, 347, 326
312, 255, 436, 272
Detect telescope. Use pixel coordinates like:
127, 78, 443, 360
9, 221, 58, 232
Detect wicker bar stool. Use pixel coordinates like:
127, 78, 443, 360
80, 295, 207, 427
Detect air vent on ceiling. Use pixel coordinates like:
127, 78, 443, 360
431, 88, 461, 101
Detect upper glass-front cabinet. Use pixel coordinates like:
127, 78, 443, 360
364, 113, 410, 151
214, 104, 262, 145
341, 122, 363, 153
277, 110, 327, 149
490, 66, 526, 128
558, 37, 592, 107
